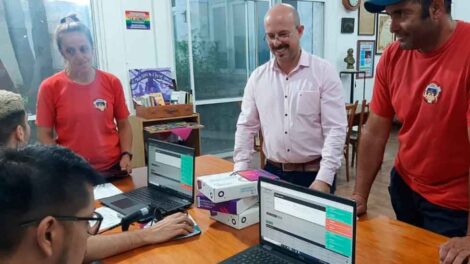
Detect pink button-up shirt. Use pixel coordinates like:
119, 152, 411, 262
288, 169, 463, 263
234, 50, 347, 185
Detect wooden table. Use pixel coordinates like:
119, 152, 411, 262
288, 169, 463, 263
103, 155, 447, 264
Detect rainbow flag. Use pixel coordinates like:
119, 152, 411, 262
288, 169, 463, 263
125, 11, 150, 30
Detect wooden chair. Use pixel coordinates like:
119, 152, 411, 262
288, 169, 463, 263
344, 101, 358, 181
350, 100, 370, 167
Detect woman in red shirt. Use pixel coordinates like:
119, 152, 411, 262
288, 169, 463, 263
36, 14, 132, 176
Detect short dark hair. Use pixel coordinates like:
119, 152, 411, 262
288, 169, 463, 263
0, 111, 26, 146
0, 145, 104, 256
55, 14, 94, 52
412, 0, 452, 18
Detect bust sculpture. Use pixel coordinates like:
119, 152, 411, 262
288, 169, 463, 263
344, 48, 355, 70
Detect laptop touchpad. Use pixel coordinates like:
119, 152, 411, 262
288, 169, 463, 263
112, 198, 138, 209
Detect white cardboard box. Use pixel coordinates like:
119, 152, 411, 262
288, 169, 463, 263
197, 172, 257, 203
210, 205, 259, 229
196, 192, 259, 214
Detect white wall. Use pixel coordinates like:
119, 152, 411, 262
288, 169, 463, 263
92, 0, 175, 113
331, 0, 470, 103
453, 0, 470, 21
93, 0, 470, 108
329, 3, 376, 103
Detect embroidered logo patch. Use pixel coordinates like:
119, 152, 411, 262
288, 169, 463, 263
423, 83, 441, 104
93, 99, 107, 111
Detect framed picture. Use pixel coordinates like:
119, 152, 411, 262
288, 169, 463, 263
341, 18, 355, 34
357, 40, 375, 78
376, 13, 395, 54
358, 0, 376, 35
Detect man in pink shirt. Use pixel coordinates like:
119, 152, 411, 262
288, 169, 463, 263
234, 4, 347, 193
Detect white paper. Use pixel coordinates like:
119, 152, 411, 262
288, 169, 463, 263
96, 207, 123, 233
93, 183, 123, 200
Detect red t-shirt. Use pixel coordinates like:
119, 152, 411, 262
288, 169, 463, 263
371, 21, 470, 211
36, 70, 130, 171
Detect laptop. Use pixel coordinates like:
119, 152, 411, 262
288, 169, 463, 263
221, 177, 356, 264
101, 139, 195, 216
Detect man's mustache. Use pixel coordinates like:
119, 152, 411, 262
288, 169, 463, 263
273, 44, 289, 50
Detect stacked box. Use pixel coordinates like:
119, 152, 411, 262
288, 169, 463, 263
197, 169, 279, 229
197, 172, 258, 203
196, 192, 258, 214
210, 204, 259, 229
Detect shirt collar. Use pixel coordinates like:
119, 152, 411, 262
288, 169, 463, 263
271, 49, 310, 74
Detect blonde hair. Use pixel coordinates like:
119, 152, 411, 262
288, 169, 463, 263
55, 14, 94, 52
0, 90, 25, 120
0, 90, 26, 146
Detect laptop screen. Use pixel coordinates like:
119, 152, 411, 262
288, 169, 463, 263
147, 139, 195, 198
260, 179, 356, 264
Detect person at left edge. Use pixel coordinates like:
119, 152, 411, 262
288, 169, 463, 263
36, 14, 133, 176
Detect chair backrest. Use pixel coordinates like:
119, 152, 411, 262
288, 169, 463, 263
345, 101, 358, 145
253, 130, 266, 168
357, 99, 370, 138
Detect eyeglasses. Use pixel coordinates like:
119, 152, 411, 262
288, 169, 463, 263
20, 212, 103, 235
264, 30, 295, 42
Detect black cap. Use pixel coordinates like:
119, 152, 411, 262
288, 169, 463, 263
364, 0, 402, 13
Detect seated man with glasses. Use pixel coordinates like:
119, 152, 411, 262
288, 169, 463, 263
0, 145, 105, 263
0, 90, 194, 262
234, 4, 347, 193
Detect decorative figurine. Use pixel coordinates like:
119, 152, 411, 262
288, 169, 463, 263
344, 48, 355, 70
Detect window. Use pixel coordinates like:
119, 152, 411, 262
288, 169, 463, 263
283, 0, 325, 57
172, 0, 325, 155
0, 0, 93, 115
197, 102, 241, 155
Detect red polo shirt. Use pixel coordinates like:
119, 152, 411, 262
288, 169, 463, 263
36, 70, 130, 171
371, 21, 470, 211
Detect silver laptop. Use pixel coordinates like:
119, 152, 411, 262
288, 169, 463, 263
221, 177, 356, 264
101, 139, 195, 216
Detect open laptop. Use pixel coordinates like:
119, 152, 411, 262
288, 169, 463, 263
101, 139, 195, 216
221, 177, 356, 264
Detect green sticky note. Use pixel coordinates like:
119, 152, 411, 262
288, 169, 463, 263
180, 155, 194, 187
325, 231, 352, 257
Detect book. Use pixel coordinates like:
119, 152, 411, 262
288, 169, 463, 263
149, 92, 165, 106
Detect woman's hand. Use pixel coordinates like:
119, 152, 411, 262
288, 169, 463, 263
120, 154, 132, 174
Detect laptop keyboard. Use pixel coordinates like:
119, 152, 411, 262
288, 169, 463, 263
125, 188, 182, 210
227, 247, 292, 264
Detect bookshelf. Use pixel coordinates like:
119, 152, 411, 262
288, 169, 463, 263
129, 114, 202, 168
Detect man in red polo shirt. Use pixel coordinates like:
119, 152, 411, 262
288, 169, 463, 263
352, 0, 470, 263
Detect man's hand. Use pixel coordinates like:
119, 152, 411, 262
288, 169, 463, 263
120, 155, 132, 174
352, 193, 368, 215
310, 180, 330, 193
440, 236, 470, 264
142, 212, 194, 244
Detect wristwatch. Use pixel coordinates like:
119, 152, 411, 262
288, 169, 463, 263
120, 151, 133, 160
